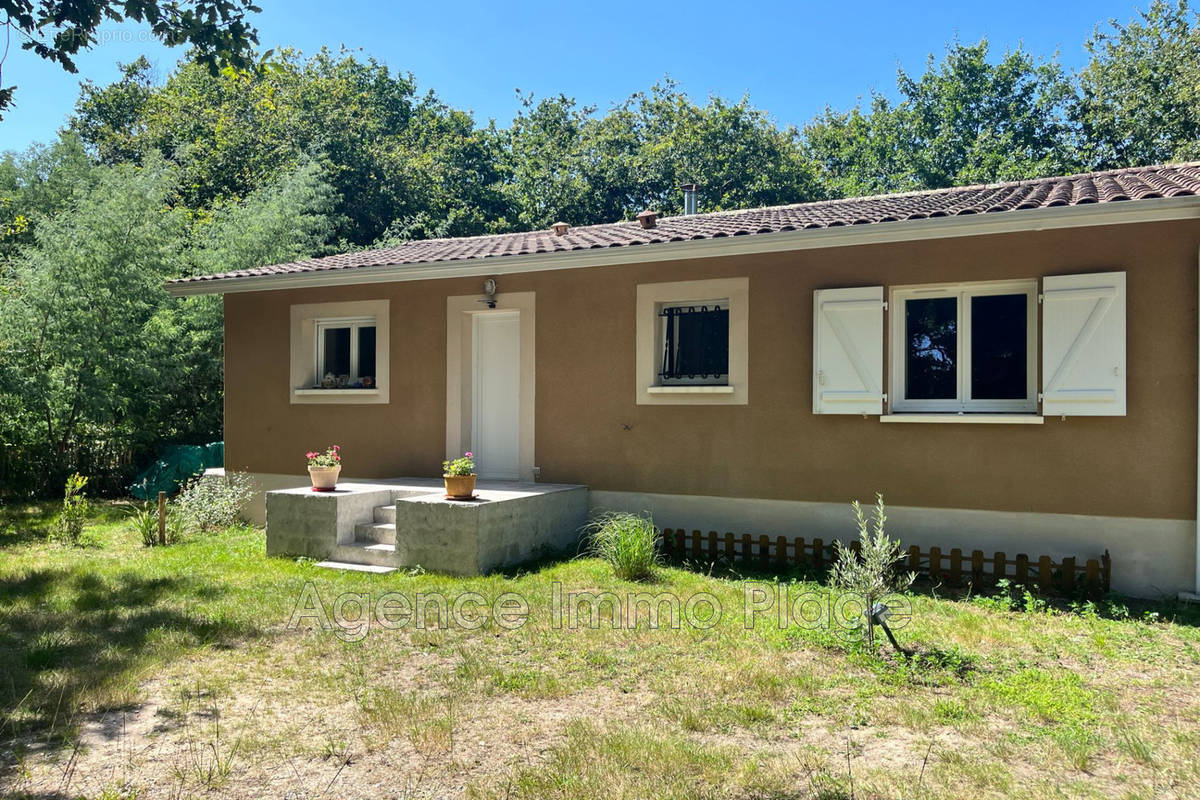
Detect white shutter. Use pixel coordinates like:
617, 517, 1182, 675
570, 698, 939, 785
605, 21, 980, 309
813, 286, 884, 414
1041, 271, 1126, 416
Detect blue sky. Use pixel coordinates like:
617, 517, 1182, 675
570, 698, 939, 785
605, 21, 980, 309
0, 0, 1148, 154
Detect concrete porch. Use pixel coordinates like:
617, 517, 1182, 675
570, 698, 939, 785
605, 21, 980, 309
265, 478, 588, 574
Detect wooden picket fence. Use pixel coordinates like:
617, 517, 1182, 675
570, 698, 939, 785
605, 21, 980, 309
659, 528, 1112, 598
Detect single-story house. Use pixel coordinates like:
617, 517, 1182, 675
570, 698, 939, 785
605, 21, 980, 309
167, 163, 1200, 599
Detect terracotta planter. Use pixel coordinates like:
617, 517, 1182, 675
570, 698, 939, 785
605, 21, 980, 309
443, 473, 477, 499
308, 465, 341, 491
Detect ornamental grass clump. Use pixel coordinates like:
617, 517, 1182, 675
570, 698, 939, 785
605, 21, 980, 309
830, 493, 915, 649
584, 511, 661, 581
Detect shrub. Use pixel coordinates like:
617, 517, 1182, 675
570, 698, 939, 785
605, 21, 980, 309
583, 511, 660, 581
53, 473, 89, 546
830, 493, 914, 648
174, 471, 255, 533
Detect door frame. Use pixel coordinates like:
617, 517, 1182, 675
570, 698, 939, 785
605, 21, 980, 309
446, 291, 536, 482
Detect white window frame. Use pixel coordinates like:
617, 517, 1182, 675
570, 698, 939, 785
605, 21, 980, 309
656, 298, 730, 387
314, 316, 377, 383
635, 277, 748, 405
290, 299, 389, 405
889, 279, 1038, 413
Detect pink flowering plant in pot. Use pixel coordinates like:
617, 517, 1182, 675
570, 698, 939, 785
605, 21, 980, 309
306, 445, 342, 491
442, 451, 476, 499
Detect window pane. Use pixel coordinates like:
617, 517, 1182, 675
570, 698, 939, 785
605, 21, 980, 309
905, 297, 957, 400
661, 306, 728, 379
322, 327, 351, 377
971, 294, 1027, 399
357, 326, 376, 380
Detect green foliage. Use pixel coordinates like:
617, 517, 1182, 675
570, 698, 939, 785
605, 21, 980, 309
53, 473, 89, 546
0, 0, 260, 117
583, 511, 661, 582
1075, 0, 1200, 167
73, 49, 504, 245
829, 494, 914, 648
174, 472, 254, 533
805, 39, 1078, 196
501, 81, 824, 230
0, 147, 336, 497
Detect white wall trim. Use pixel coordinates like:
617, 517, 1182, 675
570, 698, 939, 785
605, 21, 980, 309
167, 198, 1200, 297
289, 299, 390, 404
446, 292, 537, 481
590, 489, 1194, 599
635, 277, 749, 405
1195, 244, 1200, 595
880, 414, 1044, 424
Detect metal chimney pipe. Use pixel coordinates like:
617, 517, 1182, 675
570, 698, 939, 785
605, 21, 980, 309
680, 183, 698, 215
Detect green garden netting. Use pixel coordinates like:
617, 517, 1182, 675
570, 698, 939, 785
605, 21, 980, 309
128, 442, 224, 500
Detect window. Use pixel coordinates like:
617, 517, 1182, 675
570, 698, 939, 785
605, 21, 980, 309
658, 300, 729, 385
290, 300, 389, 404
891, 280, 1037, 412
636, 277, 747, 405
315, 317, 376, 387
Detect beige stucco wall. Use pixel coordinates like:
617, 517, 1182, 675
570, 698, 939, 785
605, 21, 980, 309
226, 219, 1200, 595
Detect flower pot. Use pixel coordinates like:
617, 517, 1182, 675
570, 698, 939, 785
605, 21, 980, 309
443, 473, 477, 499
308, 465, 341, 491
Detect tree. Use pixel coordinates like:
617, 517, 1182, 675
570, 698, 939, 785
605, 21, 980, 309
144, 159, 339, 451
0, 0, 260, 116
0, 154, 184, 491
829, 494, 914, 650
0, 154, 337, 496
0, 134, 95, 262
501, 81, 824, 230
804, 40, 1080, 196
71, 48, 508, 245
1075, 0, 1200, 168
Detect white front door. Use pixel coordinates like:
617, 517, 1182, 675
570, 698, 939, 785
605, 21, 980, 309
472, 312, 521, 480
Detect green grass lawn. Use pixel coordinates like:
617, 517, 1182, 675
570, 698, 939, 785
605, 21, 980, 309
2, 502, 1200, 799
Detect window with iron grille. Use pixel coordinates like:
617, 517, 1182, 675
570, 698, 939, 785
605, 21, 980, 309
658, 301, 729, 385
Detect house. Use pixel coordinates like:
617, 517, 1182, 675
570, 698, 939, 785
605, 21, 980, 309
167, 163, 1200, 598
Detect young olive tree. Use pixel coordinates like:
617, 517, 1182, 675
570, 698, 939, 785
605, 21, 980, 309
829, 493, 914, 649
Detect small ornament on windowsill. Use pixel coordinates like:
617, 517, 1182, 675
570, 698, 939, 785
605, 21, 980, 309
336, 374, 350, 388
321, 372, 337, 389
362, 376, 374, 388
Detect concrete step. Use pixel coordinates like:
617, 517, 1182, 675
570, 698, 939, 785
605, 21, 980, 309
374, 504, 397, 524
315, 561, 397, 574
355, 521, 396, 545
331, 541, 397, 568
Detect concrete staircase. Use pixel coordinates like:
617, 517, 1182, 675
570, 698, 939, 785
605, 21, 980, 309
317, 503, 400, 573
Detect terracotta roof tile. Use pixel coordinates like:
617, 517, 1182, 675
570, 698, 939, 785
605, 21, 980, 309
170, 161, 1200, 288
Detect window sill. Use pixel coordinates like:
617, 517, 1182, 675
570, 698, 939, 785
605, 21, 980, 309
291, 388, 386, 405
880, 413, 1043, 424
646, 385, 735, 395
294, 388, 379, 396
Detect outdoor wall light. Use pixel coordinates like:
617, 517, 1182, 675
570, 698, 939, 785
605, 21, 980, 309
482, 278, 497, 308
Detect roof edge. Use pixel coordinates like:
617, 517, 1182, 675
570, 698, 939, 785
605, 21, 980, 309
166, 196, 1200, 297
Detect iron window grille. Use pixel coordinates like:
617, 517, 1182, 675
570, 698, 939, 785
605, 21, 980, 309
659, 303, 729, 383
